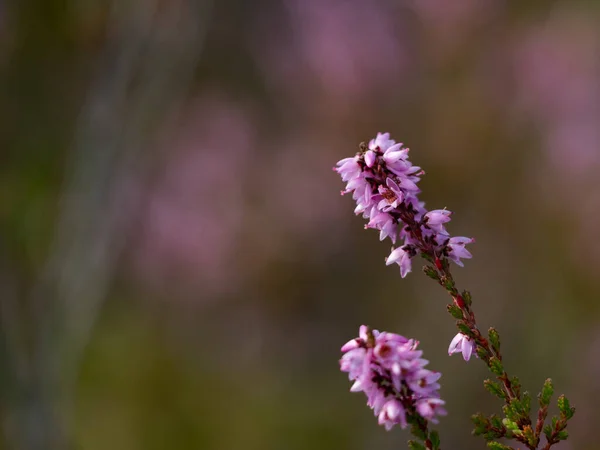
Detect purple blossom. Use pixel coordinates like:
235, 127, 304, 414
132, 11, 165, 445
447, 237, 475, 267
385, 246, 413, 278
334, 133, 474, 271
448, 332, 476, 361
340, 325, 447, 430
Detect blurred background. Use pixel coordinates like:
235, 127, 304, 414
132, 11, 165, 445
1, 0, 599, 449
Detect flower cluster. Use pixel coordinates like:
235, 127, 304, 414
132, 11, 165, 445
340, 325, 447, 430
335, 133, 474, 277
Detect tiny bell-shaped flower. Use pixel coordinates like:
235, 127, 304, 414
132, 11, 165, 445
448, 332, 476, 361
386, 246, 412, 278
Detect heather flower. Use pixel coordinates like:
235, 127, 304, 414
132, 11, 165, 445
367, 212, 397, 244
385, 246, 413, 278
416, 397, 447, 422
378, 399, 407, 430
334, 133, 474, 271
340, 325, 447, 430
447, 237, 475, 267
334, 135, 576, 449
448, 332, 476, 361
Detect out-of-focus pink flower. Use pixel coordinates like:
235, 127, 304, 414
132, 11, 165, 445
132, 95, 254, 299
253, 0, 408, 114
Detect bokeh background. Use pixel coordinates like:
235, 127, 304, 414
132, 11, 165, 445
1, 1, 599, 449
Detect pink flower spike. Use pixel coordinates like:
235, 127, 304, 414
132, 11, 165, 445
448, 332, 476, 361
340, 326, 446, 431
334, 133, 475, 272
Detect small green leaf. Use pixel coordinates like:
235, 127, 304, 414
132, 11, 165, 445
557, 395, 575, 419
477, 346, 490, 361
471, 413, 488, 427
421, 253, 434, 263
502, 418, 519, 431
510, 376, 521, 398
410, 423, 427, 441
472, 413, 490, 436
456, 321, 474, 338
444, 278, 454, 291
407, 440, 426, 450
523, 425, 536, 447
503, 405, 517, 423
429, 430, 440, 449
505, 397, 527, 420
462, 290, 472, 306
489, 357, 504, 377
484, 379, 506, 400
557, 395, 569, 413
488, 328, 500, 354
423, 265, 439, 280
543, 424, 553, 440
539, 378, 554, 407
522, 391, 532, 416
487, 441, 512, 450
557, 430, 569, 440
447, 303, 463, 319
490, 415, 503, 430
483, 428, 504, 441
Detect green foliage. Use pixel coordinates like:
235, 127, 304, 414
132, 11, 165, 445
429, 430, 440, 450
502, 418, 519, 433
522, 391, 532, 416
488, 357, 504, 377
502, 395, 530, 424
557, 394, 575, 420
421, 253, 434, 264
423, 265, 439, 281
443, 278, 455, 292
488, 328, 500, 355
409, 419, 427, 441
447, 303, 463, 319
461, 290, 472, 307
477, 346, 491, 362
471, 413, 507, 441
484, 379, 506, 400
510, 377, 522, 399
557, 430, 569, 440
539, 378, 554, 407
490, 415, 503, 430
544, 424, 554, 441
523, 425, 536, 447
456, 321, 474, 338
472, 413, 490, 436
487, 442, 513, 450
407, 440, 426, 450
